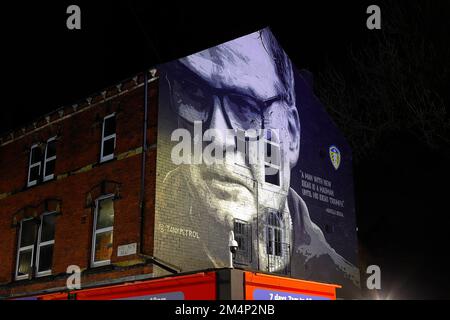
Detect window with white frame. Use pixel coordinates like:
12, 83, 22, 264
15, 213, 56, 280
15, 218, 37, 280
91, 195, 115, 267
36, 213, 56, 276
27, 144, 42, 187
264, 129, 281, 186
43, 137, 57, 182
235, 129, 258, 167
27, 138, 57, 187
100, 114, 116, 163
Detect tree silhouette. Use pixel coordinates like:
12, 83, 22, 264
315, 0, 450, 163
314, 0, 450, 299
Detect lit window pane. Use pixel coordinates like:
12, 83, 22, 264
44, 159, 55, 178
17, 249, 33, 277
41, 214, 55, 242
96, 198, 114, 230
102, 138, 115, 158
94, 231, 113, 262
103, 116, 116, 137
38, 244, 53, 273
20, 220, 37, 247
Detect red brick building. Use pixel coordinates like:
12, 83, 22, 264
0, 29, 360, 300
0, 70, 162, 298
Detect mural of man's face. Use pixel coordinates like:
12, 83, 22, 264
167, 32, 300, 244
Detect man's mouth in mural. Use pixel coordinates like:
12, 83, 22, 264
201, 168, 254, 200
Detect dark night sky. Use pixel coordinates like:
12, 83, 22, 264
1, 1, 450, 299
0, 1, 370, 132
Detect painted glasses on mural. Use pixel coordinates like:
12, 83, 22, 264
155, 28, 360, 297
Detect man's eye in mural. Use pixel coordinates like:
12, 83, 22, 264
224, 94, 262, 130
167, 74, 288, 132
178, 78, 209, 103
172, 78, 211, 123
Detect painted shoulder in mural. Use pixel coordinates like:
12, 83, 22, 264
154, 27, 360, 298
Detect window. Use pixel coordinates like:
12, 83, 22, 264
100, 114, 116, 162
27, 137, 57, 187
15, 213, 56, 280
266, 211, 282, 257
36, 213, 56, 276
15, 219, 37, 280
264, 130, 281, 186
235, 129, 259, 167
43, 137, 56, 182
27, 144, 42, 187
91, 195, 115, 267
265, 209, 290, 275
233, 219, 251, 265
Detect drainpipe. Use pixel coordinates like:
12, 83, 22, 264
139, 70, 149, 257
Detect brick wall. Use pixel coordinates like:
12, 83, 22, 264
0, 73, 159, 298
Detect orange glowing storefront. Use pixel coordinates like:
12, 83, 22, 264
16, 269, 340, 300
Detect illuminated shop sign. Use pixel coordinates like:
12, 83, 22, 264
117, 291, 184, 300
253, 289, 331, 300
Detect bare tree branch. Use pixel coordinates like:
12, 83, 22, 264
314, 0, 450, 162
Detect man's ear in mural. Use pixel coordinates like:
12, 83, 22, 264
287, 105, 300, 168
